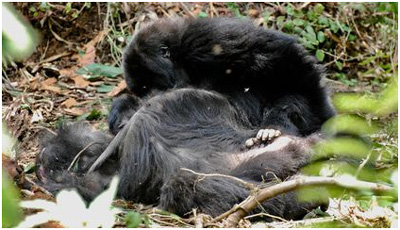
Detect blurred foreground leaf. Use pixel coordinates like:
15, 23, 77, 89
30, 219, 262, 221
2, 3, 38, 63
322, 114, 377, 136
2, 172, 22, 227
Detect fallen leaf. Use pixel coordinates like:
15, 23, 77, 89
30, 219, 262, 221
107, 80, 127, 97
247, 9, 259, 17
72, 76, 90, 88
64, 108, 85, 116
61, 98, 77, 108
40, 85, 62, 94
76, 30, 109, 67
41, 77, 57, 87
59, 67, 78, 78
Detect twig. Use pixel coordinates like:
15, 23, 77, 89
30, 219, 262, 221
37, 52, 71, 65
180, 168, 257, 190
355, 150, 373, 178
266, 216, 337, 228
180, 2, 195, 18
40, 40, 50, 62
67, 142, 98, 172
298, 2, 311, 10
244, 212, 287, 222
209, 2, 219, 17
25, 177, 55, 198
48, 21, 74, 46
219, 175, 394, 227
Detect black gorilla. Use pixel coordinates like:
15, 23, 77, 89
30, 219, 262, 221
91, 88, 326, 219
36, 123, 117, 202
110, 17, 335, 136
37, 17, 335, 220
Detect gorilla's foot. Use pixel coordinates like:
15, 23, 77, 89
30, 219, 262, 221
245, 129, 281, 148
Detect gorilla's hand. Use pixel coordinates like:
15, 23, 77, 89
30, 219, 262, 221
245, 129, 282, 148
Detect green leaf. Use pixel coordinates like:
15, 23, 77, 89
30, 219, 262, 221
293, 19, 305, 26
283, 20, 294, 30
226, 2, 242, 18
96, 84, 114, 93
77, 63, 123, 79
86, 109, 102, 120
125, 211, 142, 228
315, 49, 325, 62
322, 114, 377, 136
29, 6, 36, 12
24, 162, 36, 174
285, 5, 294, 16
276, 16, 285, 28
313, 138, 371, 160
317, 16, 329, 26
335, 61, 343, 70
302, 26, 318, 45
313, 3, 325, 14
2, 173, 22, 227
348, 34, 357, 41
198, 11, 208, 18
65, 3, 72, 14
317, 31, 325, 43
329, 21, 339, 33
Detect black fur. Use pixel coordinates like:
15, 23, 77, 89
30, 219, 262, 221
40, 18, 336, 220
94, 88, 325, 218
108, 94, 141, 135
117, 17, 335, 136
36, 122, 117, 202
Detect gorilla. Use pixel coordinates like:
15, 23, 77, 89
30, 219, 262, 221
110, 17, 335, 136
37, 17, 335, 221
36, 122, 117, 202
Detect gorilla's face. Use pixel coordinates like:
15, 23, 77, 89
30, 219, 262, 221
123, 19, 189, 96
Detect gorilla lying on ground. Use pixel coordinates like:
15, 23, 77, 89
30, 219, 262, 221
36, 123, 117, 201
38, 89, 325, 220
36, 17, 335, 221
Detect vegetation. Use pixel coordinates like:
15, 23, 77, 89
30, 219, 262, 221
2, 2, 397, 228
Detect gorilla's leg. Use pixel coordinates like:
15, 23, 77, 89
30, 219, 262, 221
232, 135, 317, 182
160, 134, 324, 220
159, 171, 319, 221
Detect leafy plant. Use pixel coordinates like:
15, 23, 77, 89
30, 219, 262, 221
300, 76, 398, 227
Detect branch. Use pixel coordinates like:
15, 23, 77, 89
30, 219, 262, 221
219, 175, 394, 227
180, 168, 257, 190
67, 142, 98, 172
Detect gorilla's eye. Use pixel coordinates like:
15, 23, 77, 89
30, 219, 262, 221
160, 46, 170, 58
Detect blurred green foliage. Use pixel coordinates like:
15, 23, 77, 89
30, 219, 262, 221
299, 75, 398, 226
2, 3, 39, 227
2, 3, 38, 64
2, 172, 22, 228
125, 211, 151, 228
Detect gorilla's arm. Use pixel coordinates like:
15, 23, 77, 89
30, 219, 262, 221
108, 94, 141, 135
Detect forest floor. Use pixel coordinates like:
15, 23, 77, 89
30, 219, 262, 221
2, 2, 398, 228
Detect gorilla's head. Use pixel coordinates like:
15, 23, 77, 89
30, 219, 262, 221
123, 18, 190, 96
